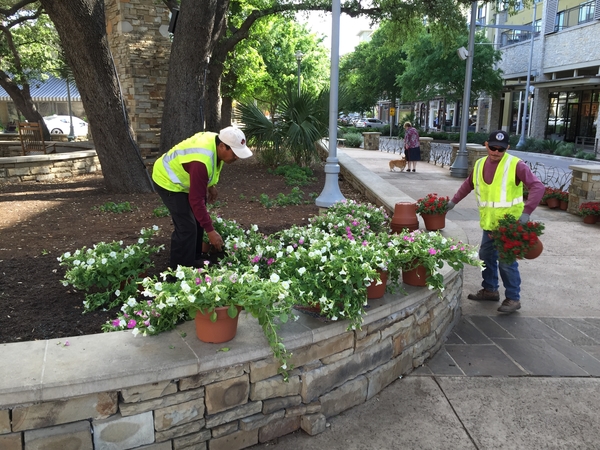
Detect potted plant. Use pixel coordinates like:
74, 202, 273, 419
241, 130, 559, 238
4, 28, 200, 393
541, 187, 561, 209
558, 190, 569, 210
578, 202, 600, 224
415, 193, 450, 231
488, 214, 545, 264
58, 226, 163, 312
105, 263, 296, 378
394, 230, 483, 293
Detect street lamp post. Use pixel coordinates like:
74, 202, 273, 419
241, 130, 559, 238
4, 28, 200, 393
66, 78, 75, 142
315, 0, 345, 208
516, 1, 537, 149
295, 51, 303, 96
450, 1, 478, 178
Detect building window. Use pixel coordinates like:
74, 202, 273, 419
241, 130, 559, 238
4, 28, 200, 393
578, 1, 594, 23
534, 19, 542, 32
555, 11, 565, 31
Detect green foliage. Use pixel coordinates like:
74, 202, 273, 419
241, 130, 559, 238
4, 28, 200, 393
237, 88, 328, 167
153, 205, 170, 217
259, 187, 305, 208
58, 227, 164, 312
339, 22, 406, 115
541, 139, 562, 153
344, 132, 363, 148
399, 29, 502, 103
94, 201, 134, 213
554, 142, 575, 157
270, 164, 316, 186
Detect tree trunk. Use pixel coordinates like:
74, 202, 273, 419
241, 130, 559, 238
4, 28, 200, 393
221, 97, 233, 129
0, 74, 50, 139
205, 58, 224, 131
159, 0, 228, 153
39, 0, 153, 193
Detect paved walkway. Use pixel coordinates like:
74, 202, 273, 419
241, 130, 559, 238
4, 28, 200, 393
252, 148, 600, 450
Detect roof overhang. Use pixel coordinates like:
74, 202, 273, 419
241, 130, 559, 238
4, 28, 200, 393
503, 76, 600, 91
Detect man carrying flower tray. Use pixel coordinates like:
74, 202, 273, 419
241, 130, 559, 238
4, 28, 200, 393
446, 130, 545, 313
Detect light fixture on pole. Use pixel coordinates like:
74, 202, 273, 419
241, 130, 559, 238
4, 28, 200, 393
516, 1, 537, 149
66, 78, 75, 142
315, 0, 345, 208
295, 51, 303, 96
450, 1, 478, 178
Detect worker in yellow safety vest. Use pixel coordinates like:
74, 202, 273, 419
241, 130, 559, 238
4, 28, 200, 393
152, 126, 252, 268
446, 130, 545, 314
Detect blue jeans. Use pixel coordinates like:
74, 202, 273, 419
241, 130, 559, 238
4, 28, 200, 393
479, 230, 521, 301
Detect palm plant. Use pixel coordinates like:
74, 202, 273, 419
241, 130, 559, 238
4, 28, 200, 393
237, 88, 329, 167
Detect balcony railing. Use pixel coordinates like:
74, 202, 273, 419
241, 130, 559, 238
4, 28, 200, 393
555, 1, 595, 32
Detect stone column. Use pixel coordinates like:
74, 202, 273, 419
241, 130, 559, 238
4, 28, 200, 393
362, 132, 381, 150
567, 165, 600, 215
419, 137, 433, 162
105, 0, 172, 157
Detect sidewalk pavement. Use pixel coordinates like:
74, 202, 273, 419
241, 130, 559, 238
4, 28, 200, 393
252, 148, 600, 450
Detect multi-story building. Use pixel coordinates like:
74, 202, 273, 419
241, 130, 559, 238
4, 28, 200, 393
483, 0, 599, 151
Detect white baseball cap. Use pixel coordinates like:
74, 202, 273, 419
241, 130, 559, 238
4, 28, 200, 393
218, 126, 252, 159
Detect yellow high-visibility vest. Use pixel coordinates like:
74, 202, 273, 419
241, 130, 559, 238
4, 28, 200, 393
152, 132, 223, 193
473, 153, 524, 230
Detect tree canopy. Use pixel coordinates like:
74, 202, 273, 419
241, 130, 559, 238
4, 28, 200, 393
398, 29, 503, 103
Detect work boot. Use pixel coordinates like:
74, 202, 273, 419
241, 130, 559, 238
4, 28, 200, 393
497, 299, 521, 313
467, 289, 500, 301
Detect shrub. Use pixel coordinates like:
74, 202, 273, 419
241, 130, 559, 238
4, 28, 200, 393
541, 139, 561, 153
554, 142, 575, 157
344, 132, 363, 148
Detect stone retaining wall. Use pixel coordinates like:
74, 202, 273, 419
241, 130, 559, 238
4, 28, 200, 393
0, 150, 100, 183
0, 268, 462, 450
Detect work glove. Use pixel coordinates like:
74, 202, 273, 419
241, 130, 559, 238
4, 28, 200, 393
446, 201, 456, 212
519, 213, 530, 224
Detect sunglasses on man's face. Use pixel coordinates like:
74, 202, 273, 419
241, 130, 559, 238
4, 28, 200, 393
488, 146, 506, 152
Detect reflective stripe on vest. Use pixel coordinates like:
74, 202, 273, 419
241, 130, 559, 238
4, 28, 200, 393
474, 154, 524, 230
152, 132, 221, 193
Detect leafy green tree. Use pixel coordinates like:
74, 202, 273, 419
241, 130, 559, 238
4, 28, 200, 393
0, 3, 60, 136
398, 29, 503, 104
221, 15, 330, 126
339, 21, 406, 119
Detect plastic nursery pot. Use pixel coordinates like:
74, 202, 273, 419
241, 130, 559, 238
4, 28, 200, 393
420, 213, 446, 231
391, 202, 419, 233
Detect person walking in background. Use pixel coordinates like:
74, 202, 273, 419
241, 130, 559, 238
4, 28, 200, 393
446, 130, 545, 313
403, 121, 421, 172
152, 126, 252, 269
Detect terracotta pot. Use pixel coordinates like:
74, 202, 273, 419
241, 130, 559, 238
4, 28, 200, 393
391, 202, 419, 233
194, 305, 242, 343
421, 212, 446, 231
559, 200, 568, 210
583, 215, 598, 224
119, 270, 148, 292
546, 198, 560, 209
524, 238, 543, 260
402, 264, 428, 287
367, 270, 388, 299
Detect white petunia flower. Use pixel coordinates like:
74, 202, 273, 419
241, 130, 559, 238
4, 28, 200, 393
132, 328, 140, 336
270, 273, 280, 283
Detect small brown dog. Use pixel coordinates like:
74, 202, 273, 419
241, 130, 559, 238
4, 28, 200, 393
389, 159, 407, 172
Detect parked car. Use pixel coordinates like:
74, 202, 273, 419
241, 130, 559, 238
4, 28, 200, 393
43, 115, 89, 136
356, 118, 385, 128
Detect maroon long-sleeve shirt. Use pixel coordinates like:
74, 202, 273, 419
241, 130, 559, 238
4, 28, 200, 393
184, 161, 215, 233
451, 156, 545, 215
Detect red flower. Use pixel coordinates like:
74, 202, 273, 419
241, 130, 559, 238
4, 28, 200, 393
489, 214, 545, 264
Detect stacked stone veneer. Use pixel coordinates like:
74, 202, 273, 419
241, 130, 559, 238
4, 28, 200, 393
105, 0, 171, 157
567, 165, 600, 215
0, 150, 100, 183
0, 267, 463, 450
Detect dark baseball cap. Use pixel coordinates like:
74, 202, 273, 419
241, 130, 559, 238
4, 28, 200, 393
487, 130, 510, 149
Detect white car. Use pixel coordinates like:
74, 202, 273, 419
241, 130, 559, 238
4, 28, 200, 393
43, 115, 89, 136
356, 118, 385, 128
